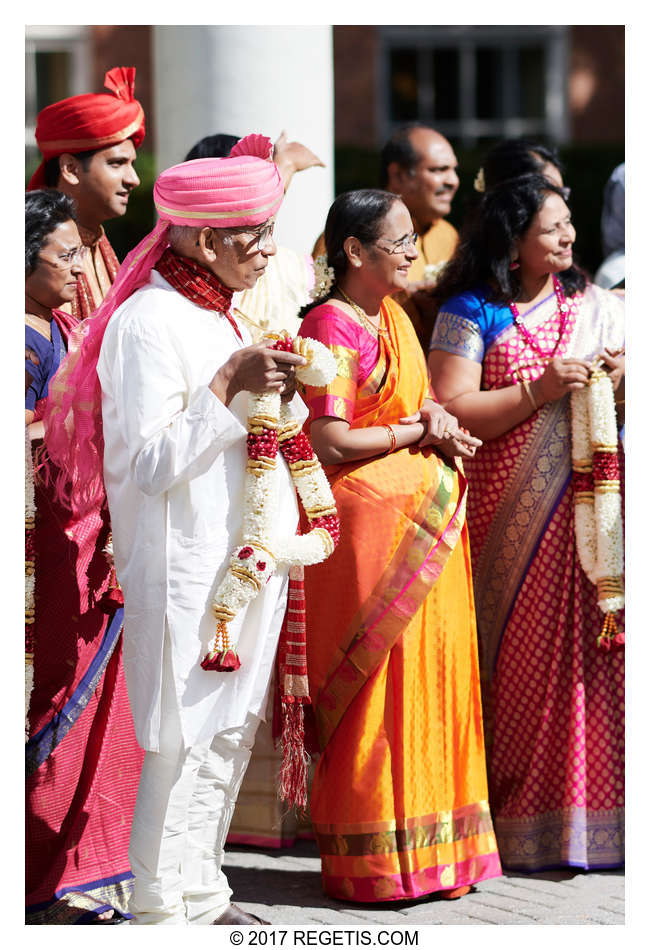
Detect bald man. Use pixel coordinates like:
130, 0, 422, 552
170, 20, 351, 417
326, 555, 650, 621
379, 124, 460, 348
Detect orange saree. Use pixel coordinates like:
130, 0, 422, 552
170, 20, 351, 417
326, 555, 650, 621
300, 297, 501, 902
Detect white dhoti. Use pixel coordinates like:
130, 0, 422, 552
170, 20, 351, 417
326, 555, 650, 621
128, 636, 261, 925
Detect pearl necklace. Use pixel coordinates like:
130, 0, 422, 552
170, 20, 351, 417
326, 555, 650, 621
508, 275, 573, 358
337, 285, 388, 338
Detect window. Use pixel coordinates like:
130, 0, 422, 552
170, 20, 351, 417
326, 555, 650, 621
389, 48, 419, 121
380, 26, 569, 146
25, 26, 90, 165
35, 51, 73, 114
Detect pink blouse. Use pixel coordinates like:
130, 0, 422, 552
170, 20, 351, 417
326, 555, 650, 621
299, 303, 384, 423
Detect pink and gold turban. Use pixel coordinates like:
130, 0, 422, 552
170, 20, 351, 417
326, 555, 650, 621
43, 133, 284, 517
154, 136, 282, 228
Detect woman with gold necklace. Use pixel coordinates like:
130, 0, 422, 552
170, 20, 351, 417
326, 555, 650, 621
299, 188, 502, 904
428, 173, 625, 873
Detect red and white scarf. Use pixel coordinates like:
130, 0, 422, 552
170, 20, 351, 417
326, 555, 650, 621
156, 248, 243, 340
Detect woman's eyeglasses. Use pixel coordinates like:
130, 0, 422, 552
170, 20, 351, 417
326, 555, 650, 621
374, 231, 418, 255
38, 245, 88, 269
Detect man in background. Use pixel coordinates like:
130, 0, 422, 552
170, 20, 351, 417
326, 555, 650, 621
379, 123, 460, 347
313, 122, 460, 350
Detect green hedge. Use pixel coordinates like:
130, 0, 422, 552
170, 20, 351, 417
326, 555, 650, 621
27, 144, 624, 275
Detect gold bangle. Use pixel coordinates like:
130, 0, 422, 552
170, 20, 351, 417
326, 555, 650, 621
382, 424, 397, 454
521, 379, 538, 412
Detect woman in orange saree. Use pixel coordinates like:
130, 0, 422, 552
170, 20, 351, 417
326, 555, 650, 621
300, 190, 501, 903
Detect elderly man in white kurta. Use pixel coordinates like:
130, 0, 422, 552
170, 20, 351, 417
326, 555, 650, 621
93, 140, 306, 925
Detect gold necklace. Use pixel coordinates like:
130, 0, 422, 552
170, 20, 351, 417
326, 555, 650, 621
337, 286, 388, 338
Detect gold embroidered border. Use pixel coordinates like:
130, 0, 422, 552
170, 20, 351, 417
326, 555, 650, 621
475, 397, 572, 677
154, 193, 280, 221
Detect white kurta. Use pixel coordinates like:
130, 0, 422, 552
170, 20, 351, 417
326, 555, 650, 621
97, 270, 307, 751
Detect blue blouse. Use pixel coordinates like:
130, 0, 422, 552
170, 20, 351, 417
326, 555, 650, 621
430, 286, 536, 363
25, 320, 65, 411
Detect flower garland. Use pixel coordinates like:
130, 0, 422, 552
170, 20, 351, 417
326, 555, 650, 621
570, 366, 624, 651
201, 332, 340, 672
25, 428, 36, 740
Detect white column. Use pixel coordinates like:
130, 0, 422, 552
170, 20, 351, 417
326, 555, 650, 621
153, 25, 334, 255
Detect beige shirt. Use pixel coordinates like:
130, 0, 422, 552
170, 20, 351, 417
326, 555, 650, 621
407, 218, 459, 283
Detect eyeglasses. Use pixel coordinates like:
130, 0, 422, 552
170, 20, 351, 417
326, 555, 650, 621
38, 245, 88, 269
374, 231, 419, 255
221, 221, 275, 252
559, 186, 571, 201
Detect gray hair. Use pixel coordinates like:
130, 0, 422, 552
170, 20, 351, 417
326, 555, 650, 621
166, 223, 236, 254
166, 224, 202, 252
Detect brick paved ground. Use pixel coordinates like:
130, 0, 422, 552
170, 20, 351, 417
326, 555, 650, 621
224, 839, 625, 926
24, 838, 624, 924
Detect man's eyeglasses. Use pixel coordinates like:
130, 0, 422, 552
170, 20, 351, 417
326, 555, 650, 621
374, 231, 418, 255
38, 246, 88, 269
222, 221, 275, 252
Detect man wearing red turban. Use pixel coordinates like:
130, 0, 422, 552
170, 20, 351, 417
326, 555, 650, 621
28, 66, 145, 320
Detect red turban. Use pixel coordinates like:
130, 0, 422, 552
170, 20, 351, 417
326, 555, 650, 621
28, 66, 145, 191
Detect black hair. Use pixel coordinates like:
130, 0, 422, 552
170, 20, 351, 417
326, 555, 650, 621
482, 138, 563, 191
379, 123, 438, 188
42, 148, 102, 188
433, 173, 586, 312
25, 189, 77, 276
184, 133, 241, 162
299, 189, 401, 319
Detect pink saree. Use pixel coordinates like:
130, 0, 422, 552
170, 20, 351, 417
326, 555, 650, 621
431, 282, 625, 870
26, 310, 143, 923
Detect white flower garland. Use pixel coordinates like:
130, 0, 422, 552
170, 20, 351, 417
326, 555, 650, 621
25, 428, 35, 740
570, 367, 624, 648
202, 334, 339, 670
